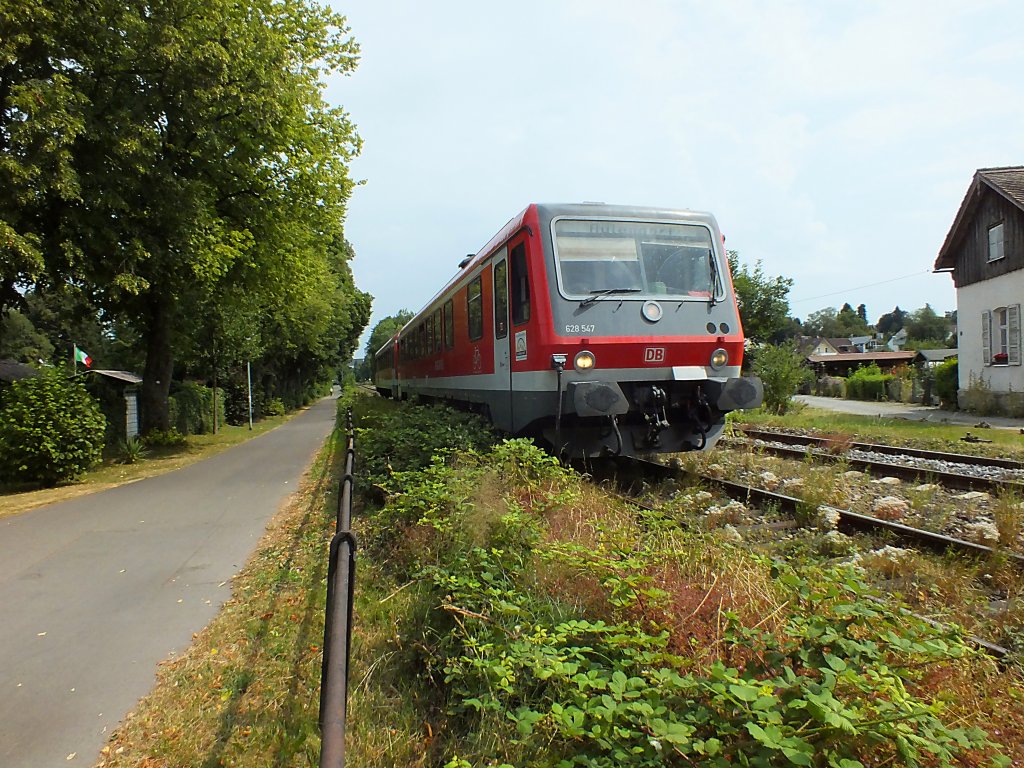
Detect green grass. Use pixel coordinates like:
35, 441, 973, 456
0, 413, 294, 519
735, 405, 1024, 458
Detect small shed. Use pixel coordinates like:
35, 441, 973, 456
87, 369, 143, 443
806, 351, 916, 377
913, 349, 958, 367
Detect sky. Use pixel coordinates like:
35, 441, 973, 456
324, 0, 1024, 352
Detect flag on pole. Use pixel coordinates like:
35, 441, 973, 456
74, 345, 92, 368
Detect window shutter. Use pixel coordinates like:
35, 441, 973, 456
1009, 303, 1021, 365
982, 310, 991, 365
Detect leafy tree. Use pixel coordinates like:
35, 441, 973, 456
802, 307, 841, 338
0, 366, 105, 486
20, 285, 108, 365
15, 0, 364, 432
726, 252, 794, 344
837, 302, 870, 336
364, 310, 414, 368
904, 304, 951, 346
0, 0, 91, 332
803, 304, 870, 339
750, 343, 811, 415
876, 306, 906, 337
0, 310, 53, 362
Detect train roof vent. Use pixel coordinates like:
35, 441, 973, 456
458, 254, 474, 268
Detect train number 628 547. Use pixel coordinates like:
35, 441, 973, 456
564, 324, 596, 334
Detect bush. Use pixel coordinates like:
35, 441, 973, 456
0, 367, 106, 486
934, 357, 958, 407
750, 343, 811, 415
141, 428, 187, 448
169, 381, 225, 435
845, 364, 893, 401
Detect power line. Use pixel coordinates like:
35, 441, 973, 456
790, 269, 936, 305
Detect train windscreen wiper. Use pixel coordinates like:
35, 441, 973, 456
579, 288, 642, 308
707, 249, 719, 307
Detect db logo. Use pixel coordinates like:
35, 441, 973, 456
644, 347, 665, 363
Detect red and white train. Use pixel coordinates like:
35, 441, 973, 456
374, 203, 762, 458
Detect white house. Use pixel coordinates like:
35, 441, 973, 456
934, 166, 1023, 414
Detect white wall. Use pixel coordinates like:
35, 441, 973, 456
957, 269, 1024, 394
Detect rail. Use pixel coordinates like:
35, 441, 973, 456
319, 407, 357, 768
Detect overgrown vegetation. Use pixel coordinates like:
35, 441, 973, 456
96, 392, 1021, 766
0, 367, 105, 486
843, 363, 893, 401
750, 343, 811, 414
934, 357, 958, 407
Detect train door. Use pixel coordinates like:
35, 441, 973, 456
491, 247, 513, 430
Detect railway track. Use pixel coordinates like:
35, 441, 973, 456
602, 456, 1018, 660
728, 427, 1024, 493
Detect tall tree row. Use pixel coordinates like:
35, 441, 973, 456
1, 0, 370, 430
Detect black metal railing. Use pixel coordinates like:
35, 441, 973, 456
319, 407, 357, 767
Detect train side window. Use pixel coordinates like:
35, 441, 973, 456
467, 276, 483, 341
493, 260, 508, 339
444, 299, 455, 349
510, 243, 530, 326
433, 309, 441, 352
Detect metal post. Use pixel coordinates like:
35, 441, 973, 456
247, 360, 253, 430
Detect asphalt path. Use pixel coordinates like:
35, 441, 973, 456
0, 395, 339, 767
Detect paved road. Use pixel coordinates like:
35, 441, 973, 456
0, 396, 339, 768
793, 394, 1024, 431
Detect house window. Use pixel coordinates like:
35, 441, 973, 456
984, 304, 1021, 365
994, 307, 1009, 363
988, 222, 1004, 262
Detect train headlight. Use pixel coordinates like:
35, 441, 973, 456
574, 350, 596, 372
710, 348, 728, 370
641, 300, 663, 323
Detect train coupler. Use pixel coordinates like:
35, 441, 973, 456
643, 386, 670, 446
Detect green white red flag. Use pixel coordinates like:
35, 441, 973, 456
74, 345, 92, 368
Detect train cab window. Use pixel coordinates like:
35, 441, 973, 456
432, 309, 442, 352
510, 243, 530, 325
444, 299, 455, 349
493, 259, 508, 339
467, 276, 483, 341
553, 219, 716, 300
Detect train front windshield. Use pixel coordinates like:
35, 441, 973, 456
553, 219, 719, 300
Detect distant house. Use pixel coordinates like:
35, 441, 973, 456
934, 166, 1023, 413
809, 337, 857, 355
848, 335, 876, 352
886, 328, 908, 351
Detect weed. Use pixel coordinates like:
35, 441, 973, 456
117, 435, 147, 465
993, 489, 1024, 549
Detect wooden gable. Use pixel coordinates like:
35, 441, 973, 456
934, 166, 1024, 287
